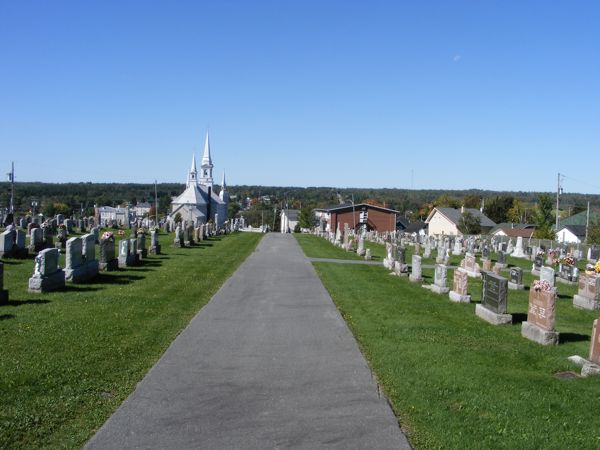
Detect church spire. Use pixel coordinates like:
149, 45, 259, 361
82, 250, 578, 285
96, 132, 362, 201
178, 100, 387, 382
219, 170, 229, 203
187, 152, 198, 187
199, 131, 213, 187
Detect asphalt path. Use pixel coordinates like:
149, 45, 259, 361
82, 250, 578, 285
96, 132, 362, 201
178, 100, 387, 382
86, 233, 411, 449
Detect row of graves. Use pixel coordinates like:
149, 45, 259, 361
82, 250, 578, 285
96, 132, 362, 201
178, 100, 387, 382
316, 226, 600, 378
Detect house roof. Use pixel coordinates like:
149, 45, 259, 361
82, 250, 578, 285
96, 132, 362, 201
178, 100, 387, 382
317, 203, 400, 214
404, 220, 427, 233
396, 217, 410, 229
500, 228, 535, 238
490, 222, 535, 234
560, 208, 600, 227
558, 224, 587, 238
426, 207, 496, 227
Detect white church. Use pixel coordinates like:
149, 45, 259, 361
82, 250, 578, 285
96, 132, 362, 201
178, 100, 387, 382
169, 132, 229, 227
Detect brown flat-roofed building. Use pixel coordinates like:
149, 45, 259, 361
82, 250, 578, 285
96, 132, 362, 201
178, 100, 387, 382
315, 203, 400, 233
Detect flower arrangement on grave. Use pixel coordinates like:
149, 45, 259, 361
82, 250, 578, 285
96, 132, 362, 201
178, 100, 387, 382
595, 261, 600, 274
562, 255, 575, 267
532, 279, 552, 292
537, 250, 545, 256
117, 230, 125, 237
101, 231, 114, 241
137, 228, 146, 236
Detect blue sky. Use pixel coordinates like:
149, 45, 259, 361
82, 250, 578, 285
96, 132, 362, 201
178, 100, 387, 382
1, 1, 599, 193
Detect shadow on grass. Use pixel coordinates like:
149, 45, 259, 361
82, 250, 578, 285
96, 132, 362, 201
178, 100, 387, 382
2, 299, 51, 307
558, 294, 573, 300
91, 273, 145, 285
560, 333, 589, 344
0, 314, 15, 320
140, 260, 162, 267
511, 313, 528, 324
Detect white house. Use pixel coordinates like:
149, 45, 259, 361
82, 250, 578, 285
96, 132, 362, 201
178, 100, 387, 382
425, 207, 495, 236
556, 225, 586, 243
280, 209, 299, 233
96, 206, 132, 226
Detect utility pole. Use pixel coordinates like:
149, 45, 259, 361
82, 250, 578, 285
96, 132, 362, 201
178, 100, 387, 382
154, 180, 159, 226
7, 161, 14, 214
585, 201, 590, 243
555, 172, 561, 234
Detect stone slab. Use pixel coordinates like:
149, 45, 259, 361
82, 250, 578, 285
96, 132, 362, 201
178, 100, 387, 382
521, 321, 559, 345
573, 295, 600, 311
581, 363, 600, 377
28, 270, 65, 293
449, 291, 471, 303
408, 274, 423, 283
475, 303, 512, 325
508, 282, 525, 290
430, 284, 449, 294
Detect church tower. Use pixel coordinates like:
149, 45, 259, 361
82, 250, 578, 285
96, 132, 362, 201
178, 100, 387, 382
187, 153, 198, 187
219, 171, 229, 203
199, 131, 214, 187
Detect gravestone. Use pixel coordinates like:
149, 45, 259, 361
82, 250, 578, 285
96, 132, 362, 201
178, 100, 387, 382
0, 230, 14, 258
423, 241, 431, 258
588, 247, 600, 262
508, 267, 524, 290
511, 236, 526, 258
429, 264, 449, 294
482, 246, 490, 260
393, 248, 408, 276
55, 226, 68, 250
99, 235, 118, 271
28, 248, 65, 293
522, 287, 559, 345
590, 319, 600, 365
356, 236, 366, 257
491, 263, 502, 275
0, 262, 8, 303
149, 229, 161, 255
91, 226, 100, 244
540, 266, 556, 291
496, 251, 507, 268
475, 272, 512, 325
136, 233, 147, 259
460, 254, 481, 278
449, 268, 470, 303
130, 238, 140, 265
573, 273, 600, 310
42, 226, 53, 248
482, 259, 492, 272
364, 248, 372, 261
531, 255, 543, 276
65, 237, 97, 282
409, 255, 423, 283
118, 239, 135, 268
173, 226, 184, 247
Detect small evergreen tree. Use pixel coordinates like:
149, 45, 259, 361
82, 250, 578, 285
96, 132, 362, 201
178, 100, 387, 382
533, 194, 555, 239
457, 211, 481, 235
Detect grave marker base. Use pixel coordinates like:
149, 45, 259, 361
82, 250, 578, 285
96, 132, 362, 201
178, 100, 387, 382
508, 282, 525, 290
408, 275, 423, 283
521, 321, 559, 345
573, 295, 600, 311
28, 270, 65, 293
449, 291, 471, 303
475, 304, 512, 325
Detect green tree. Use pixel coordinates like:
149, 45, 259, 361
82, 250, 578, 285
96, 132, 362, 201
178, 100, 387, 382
434, 194, 460, 208
484, 196, 514, 223
463, 194, 481, 209
533, 194, 555, 239
587, 220, 600, 245
457, 211, 481, 235
507, 198, 525, 223
174, 212, 182, 224
298, 206, 314, 229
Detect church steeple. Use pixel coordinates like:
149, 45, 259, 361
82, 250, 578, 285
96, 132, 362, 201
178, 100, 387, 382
187, 152, 198, 187
199, 131, 213, 187
219, 170, 229, 203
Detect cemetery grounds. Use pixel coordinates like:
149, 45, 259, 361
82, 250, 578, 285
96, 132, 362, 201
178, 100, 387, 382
0, 230, 262, 449
296, 234, 600, 450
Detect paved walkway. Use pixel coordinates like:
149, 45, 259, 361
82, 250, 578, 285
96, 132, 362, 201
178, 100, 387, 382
86, 233, 411, 449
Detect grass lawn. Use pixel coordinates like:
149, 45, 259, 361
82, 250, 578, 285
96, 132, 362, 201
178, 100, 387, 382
0, 230, 262, 449
296, 235, 600, 449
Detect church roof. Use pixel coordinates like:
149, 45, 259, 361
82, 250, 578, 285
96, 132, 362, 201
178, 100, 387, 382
172, 184, 208, 206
